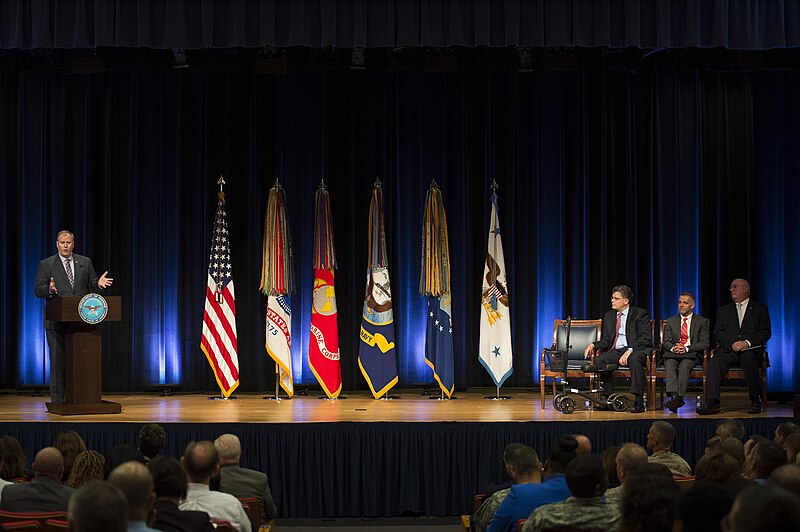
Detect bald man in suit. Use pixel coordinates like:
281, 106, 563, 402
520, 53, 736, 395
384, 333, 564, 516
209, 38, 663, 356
661, 292, 709, 413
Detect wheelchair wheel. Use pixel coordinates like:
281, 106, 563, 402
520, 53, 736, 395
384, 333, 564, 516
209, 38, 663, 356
609, 393, 631, 412
560, 396, 576, 414
553, 394, 566, 412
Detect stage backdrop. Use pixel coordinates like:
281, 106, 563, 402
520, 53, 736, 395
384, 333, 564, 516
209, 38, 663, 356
0, 55, 798, 394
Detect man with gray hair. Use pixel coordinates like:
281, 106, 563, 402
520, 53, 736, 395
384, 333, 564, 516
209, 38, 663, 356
68, 480, 128, 532
604, 443, 648, 505
214, 434, 277, 524
646, 421, 692, 477
108, 461, 159, 531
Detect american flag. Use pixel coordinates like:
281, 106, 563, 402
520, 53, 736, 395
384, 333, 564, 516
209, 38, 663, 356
200, 181, 239, 397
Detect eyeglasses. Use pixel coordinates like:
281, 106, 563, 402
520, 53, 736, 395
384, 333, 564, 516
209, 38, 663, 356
610, 297, 625, 301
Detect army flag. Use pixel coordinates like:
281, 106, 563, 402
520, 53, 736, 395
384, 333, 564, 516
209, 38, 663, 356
478, 188, 513, 387
358, 178, 399, 398
308, 181, 342, 398
260, 181, 295, 396
420, 180, 455, 397
200, 177, 239, 397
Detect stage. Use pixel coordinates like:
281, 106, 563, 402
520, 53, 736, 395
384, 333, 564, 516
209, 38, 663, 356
0, 389, 792, 518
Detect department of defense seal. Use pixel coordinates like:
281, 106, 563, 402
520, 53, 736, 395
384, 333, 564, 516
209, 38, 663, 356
78, 293, 108, 324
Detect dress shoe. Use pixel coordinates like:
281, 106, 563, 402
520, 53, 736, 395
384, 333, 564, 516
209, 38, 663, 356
697, 400, 720, 415
666, 396, 685, 413
748, 401, 762, 414
630, 397, 645, 413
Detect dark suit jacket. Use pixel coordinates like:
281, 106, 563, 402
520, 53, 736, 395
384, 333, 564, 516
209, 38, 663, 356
714, 300, 772, 350
33, 253, 102, 328
594, 306, 652, 352
0, 475, 74, 512
219, 464, 277, 522
152, 500, 215, 532
663, 313, 710, 360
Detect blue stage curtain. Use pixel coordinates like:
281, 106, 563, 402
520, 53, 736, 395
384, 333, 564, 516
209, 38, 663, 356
1, 58, 799, 394
0, 0, 799, 50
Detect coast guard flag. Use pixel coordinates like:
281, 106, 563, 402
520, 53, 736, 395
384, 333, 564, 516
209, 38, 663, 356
358, 178, 398, 398
479, 189, 513, 387
308, 181, 342, 398
200, 177, 239, 397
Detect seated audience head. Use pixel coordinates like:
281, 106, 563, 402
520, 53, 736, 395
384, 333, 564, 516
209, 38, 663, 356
68, 479, 128, 532
505, 445, 541, 483
674, 480, 734, 532
726, 485, 800, 532
775, 422, 800, 449
718, 437, 746, 467
33, 446, 65, 481
768, 464, 800, 498
619, 469, 679, 532
705, 435, 723, 454
745, 439, 785, 480
214, 433, 242, 465
786, 433, 800, 465
104, 444, 145, 479
616, 443, 648, 484
53, 429, 87, 482
716, 419, 746, 441
694, 450, 740, 483
544, 435, 579, 476
181, 440, 220, 484
149, 455, 188, 500
138, 424, 167, 460
501, 442, 526, 478
601, 445, 621, 487
0, 435, 27, 480
68, 450, 106, 489
565, 454, 607, 498
647, 421, 676, 452
108, 461, 157, 522
571, 434, 592, 456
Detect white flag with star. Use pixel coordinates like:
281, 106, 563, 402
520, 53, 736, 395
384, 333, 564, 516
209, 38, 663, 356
478, 191, 513, 387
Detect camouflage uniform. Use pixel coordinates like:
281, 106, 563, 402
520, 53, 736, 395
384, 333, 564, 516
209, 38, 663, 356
519, 496, 621, 532
603, 484, 625, 506
472, 488, 511, 532
648, 449, 692, 477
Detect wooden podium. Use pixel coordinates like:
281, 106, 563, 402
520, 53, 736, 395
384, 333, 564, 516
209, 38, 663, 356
45, 295, 122, 415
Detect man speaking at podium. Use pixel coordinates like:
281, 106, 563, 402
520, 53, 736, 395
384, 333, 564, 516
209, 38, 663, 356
33, 230, 113, 404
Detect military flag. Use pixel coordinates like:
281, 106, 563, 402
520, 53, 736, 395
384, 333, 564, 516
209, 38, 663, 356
260, 181, 295, 396
308, 180, 342, 398
420, 180, 455, 397
358, 178, 398, 398
478, 185, 513, 387
200, 177, 239, 397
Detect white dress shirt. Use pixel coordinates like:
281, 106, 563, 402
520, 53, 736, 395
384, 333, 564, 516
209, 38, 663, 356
180, 483, 252, 532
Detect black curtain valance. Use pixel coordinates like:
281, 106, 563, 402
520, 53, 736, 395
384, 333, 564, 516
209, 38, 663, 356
1, 0, 798, 51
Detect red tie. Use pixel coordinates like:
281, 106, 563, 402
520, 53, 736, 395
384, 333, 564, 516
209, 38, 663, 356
612, 312, 622, 349
680, 317, 688, 344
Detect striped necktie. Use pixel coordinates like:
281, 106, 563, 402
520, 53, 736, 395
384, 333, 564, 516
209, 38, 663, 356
65, 258, 74, 288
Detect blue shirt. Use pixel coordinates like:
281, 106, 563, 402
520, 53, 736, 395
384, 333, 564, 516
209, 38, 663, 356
615, 308, 629, 349
487, 474, 571, 532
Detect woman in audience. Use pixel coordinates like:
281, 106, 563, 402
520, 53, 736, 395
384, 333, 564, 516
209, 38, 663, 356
695, 451, 741, 483
67, 450, 106, 489
104, 444, 145, 478
53, 429, 88, 483
0, 435, 30, 481
601, 445, 621, 489
619, 470, 679, 532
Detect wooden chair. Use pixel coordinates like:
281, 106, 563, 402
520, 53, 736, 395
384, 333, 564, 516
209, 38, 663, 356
649, 320, 706, 409
540, 319, 603, 410
0, 521, 42, 531
211, 521, 233, 531
0, 512, 67, 529
239, 497, 261, 531
593, 320, 656, 410
673, 476, 695, 489
707, 347, 769, 408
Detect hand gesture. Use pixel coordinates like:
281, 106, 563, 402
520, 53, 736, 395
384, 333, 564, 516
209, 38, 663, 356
49, 277, 58, 294
98, 271, 114, 289
583, 344, 594, 360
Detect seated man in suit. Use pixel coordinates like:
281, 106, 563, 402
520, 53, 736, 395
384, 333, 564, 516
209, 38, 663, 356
214, 434, 277, 524
661, 292, 710, 413
583, 285, 652, 413
0, 447, 74, 512
698, 279, 771, 415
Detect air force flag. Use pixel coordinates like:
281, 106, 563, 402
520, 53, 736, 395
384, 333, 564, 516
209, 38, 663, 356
425, 293, 455, 397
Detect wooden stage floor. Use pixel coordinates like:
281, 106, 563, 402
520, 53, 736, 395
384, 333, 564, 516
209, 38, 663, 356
0, 388, 790, 423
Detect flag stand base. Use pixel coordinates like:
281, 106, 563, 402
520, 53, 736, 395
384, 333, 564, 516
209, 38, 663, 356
379, 395, 401, 400
208, 395, 237, 400
318, 396, 348, 400
263, 396, 293, 401
429, 395, 458, 400
484, 395, 513, 400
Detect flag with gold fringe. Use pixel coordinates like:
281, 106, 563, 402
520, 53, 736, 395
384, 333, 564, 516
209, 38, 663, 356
308, 180, 342, 398
200, 176, 239, 397
479, 184, 513, 387
420, 179, 454, 397
260, 180, 295, 396
358, 178, 398, 398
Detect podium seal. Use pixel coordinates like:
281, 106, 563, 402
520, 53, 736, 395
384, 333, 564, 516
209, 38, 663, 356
78, 293, 109, 324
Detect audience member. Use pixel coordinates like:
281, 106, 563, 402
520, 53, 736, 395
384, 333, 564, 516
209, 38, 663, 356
521, 455, 619, 532
604, 443, 648, 505
785, 432, 800, 465
473, 444, 529, 531
53, 429, 88, 484
715, 419, 746, 441
600, 445, 621, 489
673, 480, 734, 532
768, 464, 800, 498
725, 485, 800, 531
0, 435, 29, 481
179, 441, 252, 532
774, 422, 800, 450
0, 447, 73, 512
646, 421, 692, 477
704, 435, 722, 454
214, 434, 277, 523
68, 450, 106, 489
572, 434, 592, 456
694, 451, 740, 483
744, 439, 785, 483
149, 456, 215, 532
618, 468, 679, 532
718, 437, 746, 468
139, 424, 167, 464
108, 461, 159, 532
105, 445, 146, 479
68, 479, 128, 532
480, 443, 526, 497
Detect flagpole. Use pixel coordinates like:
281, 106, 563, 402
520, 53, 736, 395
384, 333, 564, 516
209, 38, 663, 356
263, 362, 292, 401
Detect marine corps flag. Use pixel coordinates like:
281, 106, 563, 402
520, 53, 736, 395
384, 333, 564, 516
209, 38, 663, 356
200, 177, 240, 397
479, 184, 513, 388
358, 178, 399, 398
308, 180, 342, 398
260, 181, 295, 397
420, 179, 455, 398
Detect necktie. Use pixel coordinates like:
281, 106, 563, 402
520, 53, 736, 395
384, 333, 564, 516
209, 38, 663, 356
737, 303, 744, 327
680, 317, 688, 344
65, 258, 74, 288
612, 312, 622, 349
